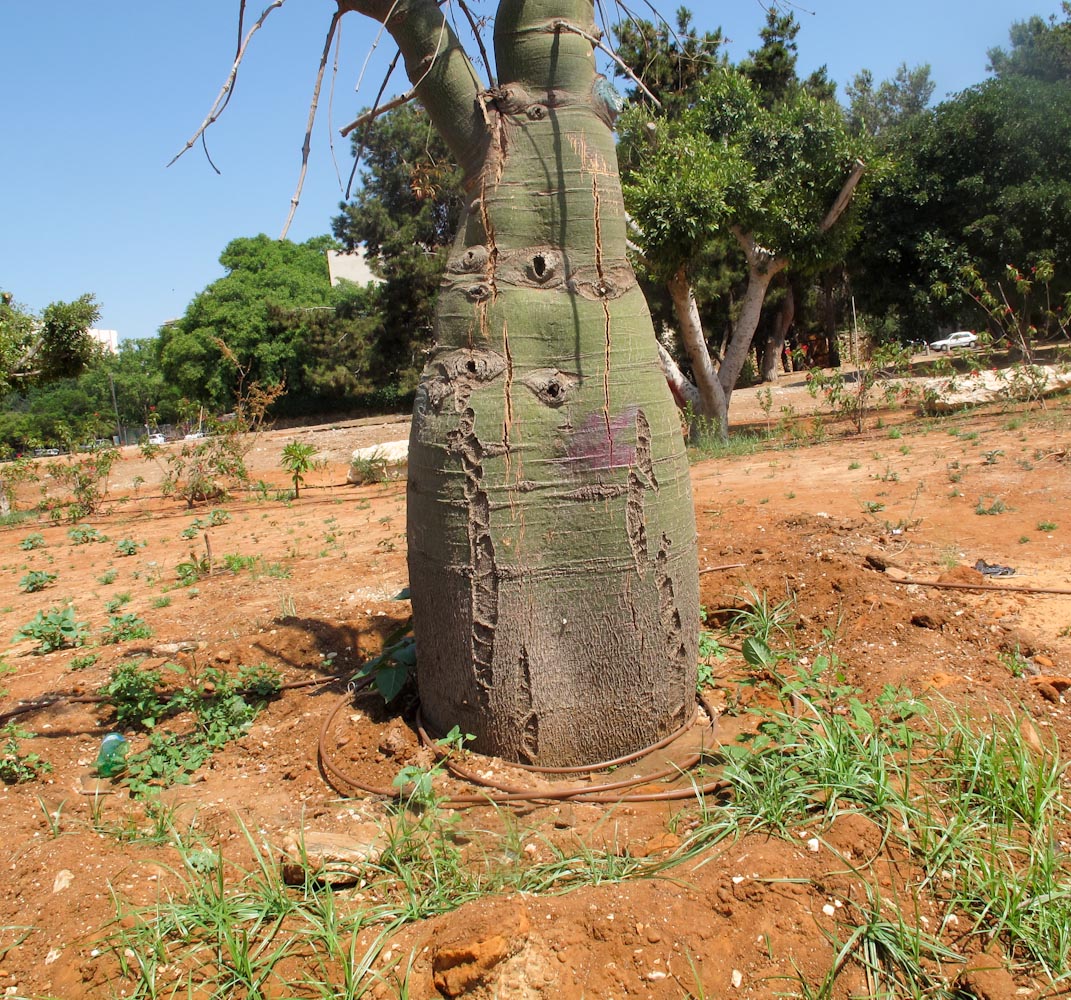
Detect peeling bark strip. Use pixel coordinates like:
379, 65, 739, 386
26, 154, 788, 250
367, 0, 701, 765
446, 408, 499, 700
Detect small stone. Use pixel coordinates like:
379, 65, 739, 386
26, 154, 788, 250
822, 904, 836, 917
45, 949, 61, 965
646, 971, 667, 981
53, 870, 74, 893
731, 969, 743, 989
1033, 653, 1054, 669
806, 838, 820, 852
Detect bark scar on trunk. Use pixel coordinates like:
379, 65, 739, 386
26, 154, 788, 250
656, 532, 689, 722
447, 407, 499, 699
626, 409, 657, 571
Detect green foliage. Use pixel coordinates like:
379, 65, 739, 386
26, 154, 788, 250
68, 652, 98, 671
853, 70, 1071, 337
44, 447, 118, 521
68, 525, 106, 545
112, 663, 278, 796
101, 660, 170, 728
12, 605, 88, 652
333, 102, 465, 400
0, 291, 100, 394
806, 343, 913, 432
181, 508, 231, 539
158, 235, 384, 417
359, 623, 416, 703
18, 570, 56, 593
347, 447, 390, 485
101, 612, 152, 645
115, 538, 142, 556
279, 441, 319, 497
18, 532, 45, 550
0, 723, 53, 784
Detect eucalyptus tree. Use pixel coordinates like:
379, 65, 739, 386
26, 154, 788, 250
332, 0, 699, 765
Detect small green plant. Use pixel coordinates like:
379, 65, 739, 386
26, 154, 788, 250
104, 593, 132, 613
998, 646, 1031, 678
862, 500, 886, 514
982, 449, 1004, 465
887, 426, 902, 439
848, 461, 860, 470
152, 596, 172, 609
101, 660, 171, 728
1037, 520, 1057, 532
68, 652, 98, 671
18, 533, 45, 551
19, 570, 56, 593
237, 662, 283, 699
12, 605, 88, 652
975, 497, 1008, 516
0, 723, 53, 784
68, 525, 107, 545
280, 441, 321, 498
101, 613, 152, 645
115, 538, 142, 556
97, 569, 117, 585
348, 448, 391, 486
359, 624, 416, 702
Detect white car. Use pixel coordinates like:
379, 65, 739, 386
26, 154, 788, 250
147, 433, 166, 445
929, 331, 978, 351
184, 430, 206, 440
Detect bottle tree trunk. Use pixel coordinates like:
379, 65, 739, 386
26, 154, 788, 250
345, 0, 699, 766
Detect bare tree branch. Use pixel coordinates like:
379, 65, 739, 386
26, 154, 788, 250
553, 20, 662, 108
345, 48, 402, 199
167, 0, 288, 169
339, 88, 414, 138
456, 0, 496, 88
281, 10, 341, 239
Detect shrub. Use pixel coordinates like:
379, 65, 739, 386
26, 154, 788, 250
12, 606, 88, 653
19, 570, 57, 593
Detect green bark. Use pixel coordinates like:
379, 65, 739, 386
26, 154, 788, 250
347, 0, 699, 765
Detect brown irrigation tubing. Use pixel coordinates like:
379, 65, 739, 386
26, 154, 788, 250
317, 680, 730, 806
898, 578, 1071, 597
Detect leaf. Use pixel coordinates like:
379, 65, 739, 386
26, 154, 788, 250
742, 636, 777, 670
375, 663, 409, 703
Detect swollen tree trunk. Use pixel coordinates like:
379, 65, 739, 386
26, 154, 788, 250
345, 0, 699, 766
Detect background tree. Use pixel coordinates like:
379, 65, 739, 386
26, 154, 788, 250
331, 0, 700, 766
845, 63, 935, 138
622, 68, 865, 437
157, 233, 378, 415
332, 102, 466, 399
0, 292, 100, 394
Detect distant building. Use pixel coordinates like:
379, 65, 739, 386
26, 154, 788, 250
88, 328, 119, 354
326, 249, 381, 287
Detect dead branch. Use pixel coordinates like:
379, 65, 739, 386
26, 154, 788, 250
339, 89, 414, 138
168, 0, 288, 170
345, 48, 402, 198
281, 10, 341, 239
456, 0, 496, 88
552, 20, 661, 107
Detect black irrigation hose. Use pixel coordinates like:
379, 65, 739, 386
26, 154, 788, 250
317, 678, 731, 807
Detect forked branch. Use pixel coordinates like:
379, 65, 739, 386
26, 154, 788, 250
168, 0, 289, 169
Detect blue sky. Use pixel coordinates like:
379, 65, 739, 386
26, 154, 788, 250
1, 0, 1063, 343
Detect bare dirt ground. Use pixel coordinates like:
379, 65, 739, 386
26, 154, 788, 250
1, 379, 1070, 999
